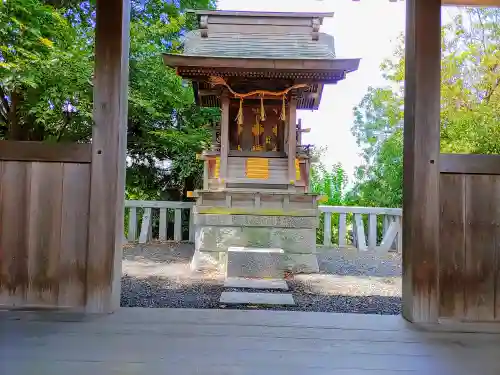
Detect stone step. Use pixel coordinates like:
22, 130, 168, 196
220, 292, 295, 306
224, 277, 288, 291
229, 247, 284, 253
227, 247, 285, 279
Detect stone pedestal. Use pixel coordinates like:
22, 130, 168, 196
191, 191, 319, 273
226, 247, 284, 278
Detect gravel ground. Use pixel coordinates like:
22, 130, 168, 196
121, 243, 402, 315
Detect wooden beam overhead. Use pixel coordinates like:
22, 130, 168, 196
189, 10, 335, 20
197, 89, 219, 96
442, 0, 500, 5
164, 55, 360, 73
440, 153, 500, 175
0, 141, 91, 163
352, 0, 500, 4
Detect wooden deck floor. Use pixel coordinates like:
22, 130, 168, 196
2, 308, 500, 375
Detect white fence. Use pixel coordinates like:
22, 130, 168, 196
124, 201, 402, 252
319, 206, 402, 252
125, 200, 195, 244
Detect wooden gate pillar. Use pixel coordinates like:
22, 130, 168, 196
402, 0, 441, 323
85, 0, 130, 313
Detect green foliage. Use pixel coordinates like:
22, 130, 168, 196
0, 0, 93, 141
1, 0, 218, 200
310, 162, 349, 245
125, 0, 218, 199
347, 129, 403, 208
350, 8, 500, 208
310, 162, 348, 206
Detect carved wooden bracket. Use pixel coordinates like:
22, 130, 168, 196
212, 122, 221, 152
312, 18, 320, 41
200, 15, 208, 38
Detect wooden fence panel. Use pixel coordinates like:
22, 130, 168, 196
0, 161, 91, 308
27, 162, 64, 305
0, 161, 31, 305
58, 163, 91, 307
464, 175, 498, 321
438, 174, 466, 320
439, 170, 500, 322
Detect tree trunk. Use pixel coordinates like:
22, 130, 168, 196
7, 91, 27, 141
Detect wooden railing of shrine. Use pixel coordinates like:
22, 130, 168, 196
124, 201, 402, 252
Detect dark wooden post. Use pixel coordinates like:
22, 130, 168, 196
219, 91, 229, 184
85, 0, 130, 313
402, 0, 441, 323
287, 96, 297, 185
296, 119, 302, 147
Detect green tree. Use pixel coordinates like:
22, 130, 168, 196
126, 0, 218, 199
0, 0, 93, 141
1, 0, 218, 200
310, 161, 348, 245
350, 7, 500, 208
310, 162, 348, 206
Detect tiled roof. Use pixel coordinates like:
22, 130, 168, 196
182, 30, 336, 60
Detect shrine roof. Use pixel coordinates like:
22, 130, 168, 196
162, 10, 360, 109
180, 30, 336, 60
190, 10, 335, 19
163, 9, 359, 75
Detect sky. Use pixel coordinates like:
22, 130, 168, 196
216, 0, 457, 182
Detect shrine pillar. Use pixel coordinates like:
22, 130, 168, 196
219, 91, 230, 185
287, 96, 298, 187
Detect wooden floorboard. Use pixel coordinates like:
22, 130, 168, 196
2, 308, 500, 375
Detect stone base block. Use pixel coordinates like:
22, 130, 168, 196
226, 247, 284, 279
191, 250, 319, 274
220, 292, 295, 306
190, 250, 223, 272
282, 253, 319, 273
196, 226, 316, 254
224, 277, 288, 290
195, 214, 317, 229
192, 211, 319, 274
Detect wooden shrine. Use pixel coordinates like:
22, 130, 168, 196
164, 10, 359, 273
0, 0, 498, 332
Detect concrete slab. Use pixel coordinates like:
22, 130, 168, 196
224, 277, 288, 290
228, 247, 284, 253
226, 247, 285, 279
220, 292, 295, 306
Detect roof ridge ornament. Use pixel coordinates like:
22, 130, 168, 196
312, 18, 320, 41
200, 15, 208, 38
